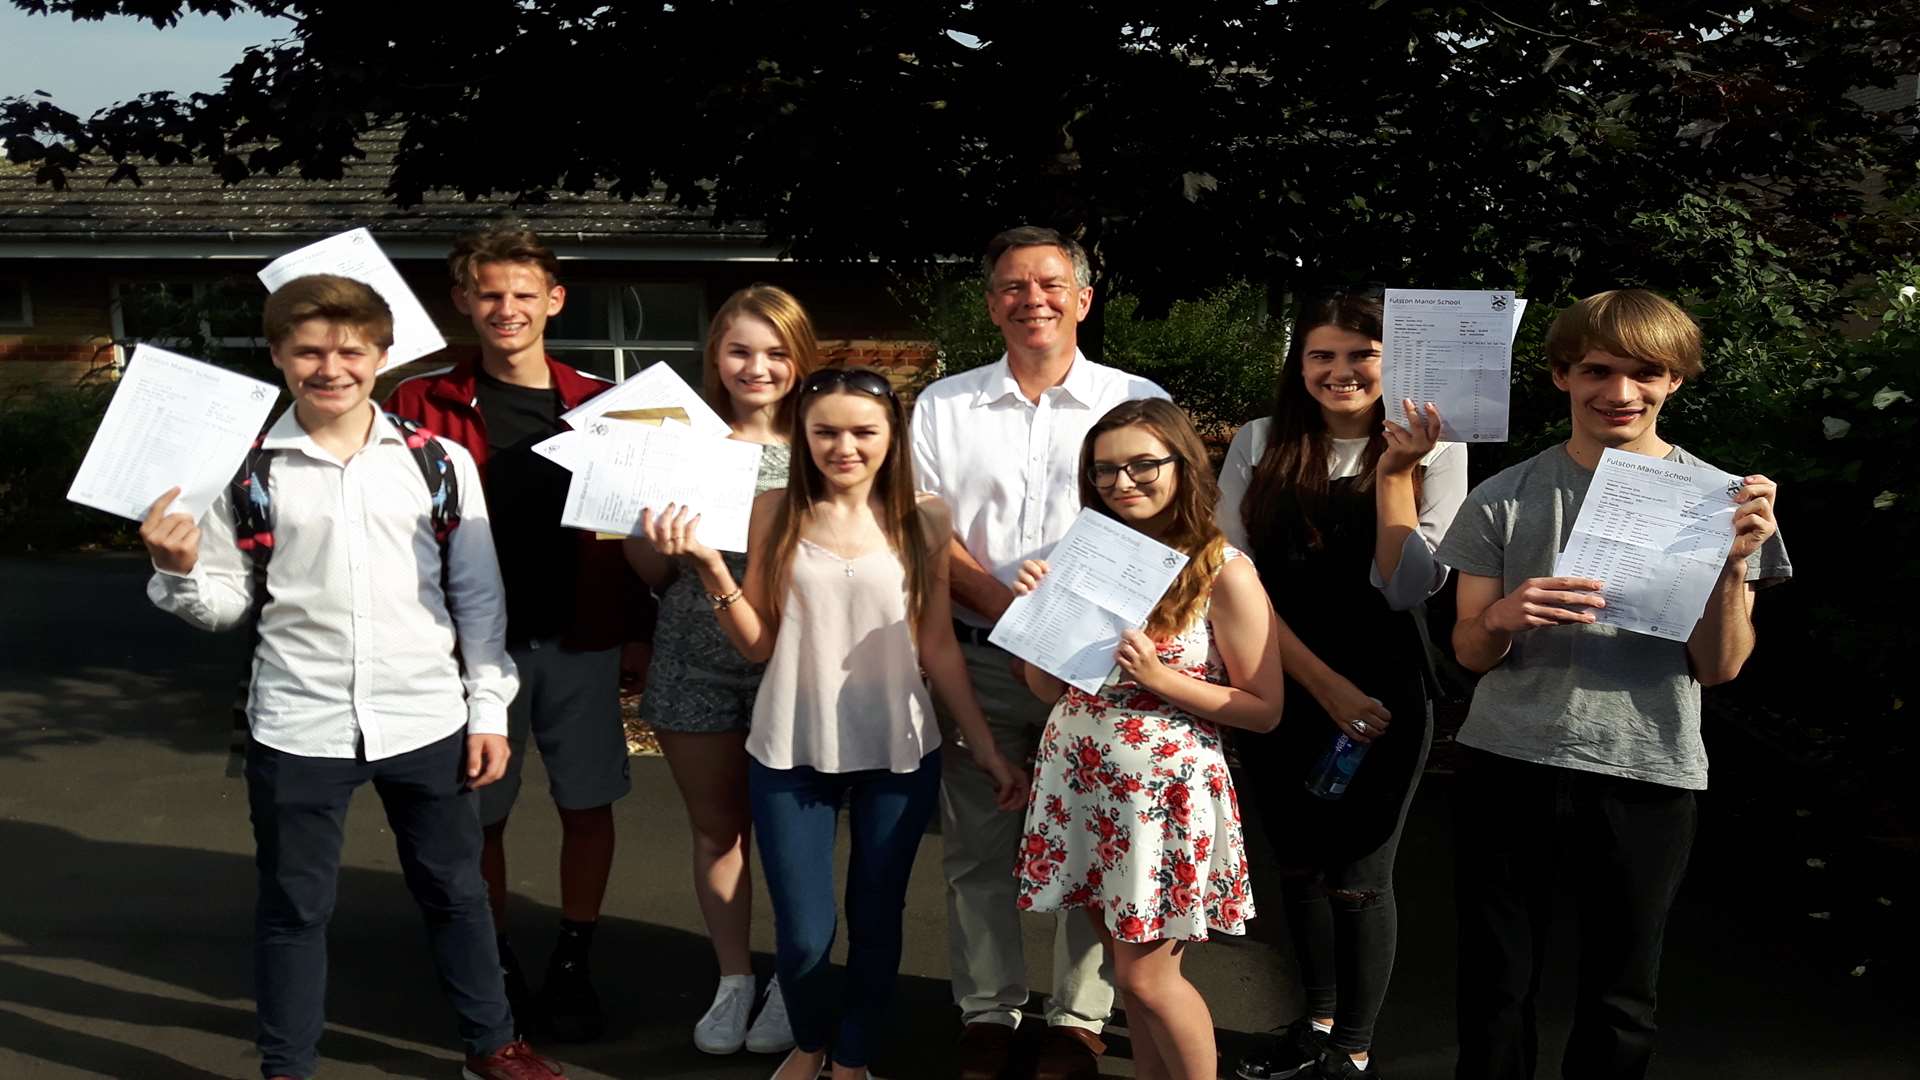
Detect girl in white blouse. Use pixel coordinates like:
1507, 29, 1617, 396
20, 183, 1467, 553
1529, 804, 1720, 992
645, 365, 1024, 1080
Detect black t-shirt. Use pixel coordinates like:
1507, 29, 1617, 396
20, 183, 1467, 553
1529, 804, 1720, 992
475, 370, 577, 645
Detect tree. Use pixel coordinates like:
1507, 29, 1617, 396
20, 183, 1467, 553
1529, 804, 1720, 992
4, 0, 1916, 316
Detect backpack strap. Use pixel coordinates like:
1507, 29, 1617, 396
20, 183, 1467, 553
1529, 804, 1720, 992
385, 412, 462, 544
226, 433, 276, 774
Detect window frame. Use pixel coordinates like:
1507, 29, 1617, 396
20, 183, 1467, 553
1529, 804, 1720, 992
0, 277, 32, 329
544, 280, 705, 383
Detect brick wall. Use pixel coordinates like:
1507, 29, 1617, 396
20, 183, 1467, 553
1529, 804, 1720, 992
819, 338, 939, 400
0, 338, 117, 393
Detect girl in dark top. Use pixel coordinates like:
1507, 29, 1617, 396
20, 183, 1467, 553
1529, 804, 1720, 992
1216, 290, 1468, 1080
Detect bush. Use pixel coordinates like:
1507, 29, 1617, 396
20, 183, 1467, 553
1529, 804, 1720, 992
0, 364, 137, 554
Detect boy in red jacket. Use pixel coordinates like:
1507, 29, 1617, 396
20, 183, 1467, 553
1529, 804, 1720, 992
388, 229, 638, 1041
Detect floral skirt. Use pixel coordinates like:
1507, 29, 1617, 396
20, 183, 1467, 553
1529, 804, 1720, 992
1014, 692, 1254, 943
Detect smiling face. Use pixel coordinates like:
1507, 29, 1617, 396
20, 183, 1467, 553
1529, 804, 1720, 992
1089, 424, 1180, 533
1553, 348, 1683, 453
803, 389, 892, 493
1300, 323, 1384, 436
714, 314, 797, 420
270, 318, 383, 428
453, 260, 565, 362
985, 244, 1092, 359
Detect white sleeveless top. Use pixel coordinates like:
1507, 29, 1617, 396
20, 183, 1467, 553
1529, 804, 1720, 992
747, 538, 942, 773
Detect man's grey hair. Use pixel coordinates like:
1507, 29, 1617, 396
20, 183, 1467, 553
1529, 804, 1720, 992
982, 226, 1092, 290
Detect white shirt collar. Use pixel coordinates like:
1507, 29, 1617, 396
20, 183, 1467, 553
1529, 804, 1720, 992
260, 403, 404, 461
971, 348, 1097, 409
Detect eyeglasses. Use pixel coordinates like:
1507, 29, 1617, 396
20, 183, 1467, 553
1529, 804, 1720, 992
801, 366, 896, 399
1087, 455, 1180, 489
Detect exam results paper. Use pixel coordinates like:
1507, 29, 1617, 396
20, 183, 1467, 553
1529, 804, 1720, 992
258, 228, 447, 371
558, 420, 763, 552
1381, 289, 1519, 443
558, 361, 732, 438
989, 509, 1191, 694
66, 344, 281, 523
1552, 448, 1741, 641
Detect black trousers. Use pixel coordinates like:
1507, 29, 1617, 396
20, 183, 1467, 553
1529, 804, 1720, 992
245, 731, 513, 1079
1452, 748, 1697, 1080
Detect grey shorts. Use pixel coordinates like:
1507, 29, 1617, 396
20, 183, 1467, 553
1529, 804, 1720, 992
479, 640, 631, 826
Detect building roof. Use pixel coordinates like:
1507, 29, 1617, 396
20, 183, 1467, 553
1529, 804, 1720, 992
0, 130, 770, 258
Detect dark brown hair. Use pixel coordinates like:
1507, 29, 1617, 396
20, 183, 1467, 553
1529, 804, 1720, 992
1078, 398, 1227, 639
262, 274, 394, 349
759, 369, 933, 635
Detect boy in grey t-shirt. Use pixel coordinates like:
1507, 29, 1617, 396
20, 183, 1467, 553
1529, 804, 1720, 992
1435, 289, 1790, 1080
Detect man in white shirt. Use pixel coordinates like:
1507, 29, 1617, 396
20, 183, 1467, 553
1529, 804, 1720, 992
141, 275, 565, 1080
911, 226, 1167, 1080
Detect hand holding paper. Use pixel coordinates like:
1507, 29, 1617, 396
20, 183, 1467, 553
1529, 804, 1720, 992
1381, 288, 1519, 443
1551, 448, 1741, 640
559, 421, 763, 552
989, 510, 1189, 694
139, 487, 201, 575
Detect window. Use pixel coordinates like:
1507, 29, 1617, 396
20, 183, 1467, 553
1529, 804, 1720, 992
0, 279, 32, 328
546, 282, 705, 386
112, 278, 266, 369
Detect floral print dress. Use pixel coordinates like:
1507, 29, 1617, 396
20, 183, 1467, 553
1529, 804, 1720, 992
1015, 550, 1254, 943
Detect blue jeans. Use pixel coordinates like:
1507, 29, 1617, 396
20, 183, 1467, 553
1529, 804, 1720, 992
749, 749, 943, 1069
246, 732, 513, 1079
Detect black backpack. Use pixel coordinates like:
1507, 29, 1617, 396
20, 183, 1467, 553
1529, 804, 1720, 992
224, 413, 462, 771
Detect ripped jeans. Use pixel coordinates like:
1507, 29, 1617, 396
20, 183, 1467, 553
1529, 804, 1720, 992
1270, 718, 1430, 1055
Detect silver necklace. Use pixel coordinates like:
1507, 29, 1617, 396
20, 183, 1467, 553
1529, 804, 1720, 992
819, 512, 859, 578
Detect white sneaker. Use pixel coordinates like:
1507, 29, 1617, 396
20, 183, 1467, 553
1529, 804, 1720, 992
695, 973, 756, 1054
745, 977, 797, 1053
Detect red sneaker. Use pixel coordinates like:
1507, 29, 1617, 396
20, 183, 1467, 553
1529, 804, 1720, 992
462, 1039, 565, 1079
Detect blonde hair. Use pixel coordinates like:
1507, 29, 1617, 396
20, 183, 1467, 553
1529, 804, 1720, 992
1546, 289, 1702, 379
702, 284, 823, 432
1078, 398, 1227, 639
263, 274, 394, 349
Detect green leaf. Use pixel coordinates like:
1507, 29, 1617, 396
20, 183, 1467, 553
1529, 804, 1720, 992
1872, 387, 1913, 409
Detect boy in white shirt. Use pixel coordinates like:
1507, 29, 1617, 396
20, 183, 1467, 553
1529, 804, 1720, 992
140, 274, 564, 1080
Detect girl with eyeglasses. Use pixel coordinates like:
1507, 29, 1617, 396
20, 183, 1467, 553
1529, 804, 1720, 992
1218, 290, 1467, 1080
622, 284, 818, 1057
643, 364, 1026, 1080
1011, 397, 1285, 1080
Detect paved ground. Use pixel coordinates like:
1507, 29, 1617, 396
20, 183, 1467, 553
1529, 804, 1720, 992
1, 555, 1914, 1079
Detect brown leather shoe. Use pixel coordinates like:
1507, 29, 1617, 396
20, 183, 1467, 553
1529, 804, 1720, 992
1032, 1025, 1107, 1080
956, 1021, 1018, 1080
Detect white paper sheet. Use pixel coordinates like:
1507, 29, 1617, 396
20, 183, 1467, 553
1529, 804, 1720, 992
558, 420, 763, 551
988, 509, 1191, 694
1381, 288, 1517, 443
558, 361, 731, 438
66, 345, 281, 523
531, 429, 584, 472
1551, 448, 1741, 641
257, 228, 447, 371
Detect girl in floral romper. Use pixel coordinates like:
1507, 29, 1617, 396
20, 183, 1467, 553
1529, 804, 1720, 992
1013, 398, 1286, 1080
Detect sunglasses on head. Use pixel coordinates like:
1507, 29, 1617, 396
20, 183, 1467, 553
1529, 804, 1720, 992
802, 366, 896, 400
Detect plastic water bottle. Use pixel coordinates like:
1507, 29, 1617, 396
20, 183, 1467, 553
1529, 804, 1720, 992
1305, 700, 1383, 800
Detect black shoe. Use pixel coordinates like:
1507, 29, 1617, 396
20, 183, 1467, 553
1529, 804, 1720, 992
538, 952, 606, 1042
498, 937, 544, 1039
1235, 1018, 1328, 1080
1315, 1050, 1380, 1079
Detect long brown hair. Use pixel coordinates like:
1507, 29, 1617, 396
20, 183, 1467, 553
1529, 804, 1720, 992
757, 367, 933, 632
1241, 290, 1413, 554
701, 284, 823, 433
1078, 398, 1228, 639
